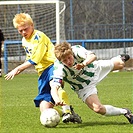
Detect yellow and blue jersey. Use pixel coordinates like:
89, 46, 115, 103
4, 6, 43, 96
22, 30, 56, 76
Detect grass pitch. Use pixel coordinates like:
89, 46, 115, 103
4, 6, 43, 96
0, 72, 133, 133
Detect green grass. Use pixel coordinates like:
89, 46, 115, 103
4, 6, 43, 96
0, 72, 133, 133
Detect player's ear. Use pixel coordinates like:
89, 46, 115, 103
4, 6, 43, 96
30, 23, 34, 28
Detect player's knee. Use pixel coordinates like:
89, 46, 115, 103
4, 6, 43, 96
93, 105, 104, 114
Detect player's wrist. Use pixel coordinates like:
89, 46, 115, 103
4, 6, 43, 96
81, 62, 86, 67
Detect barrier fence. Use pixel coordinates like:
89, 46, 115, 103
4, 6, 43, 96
3, 39, 133, 74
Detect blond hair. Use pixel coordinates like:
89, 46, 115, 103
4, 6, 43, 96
13, 13, 33, 28
54, 42, 73, 61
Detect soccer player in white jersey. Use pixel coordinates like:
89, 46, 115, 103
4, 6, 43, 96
4, 13, 82, 124
50, 41, 133, 124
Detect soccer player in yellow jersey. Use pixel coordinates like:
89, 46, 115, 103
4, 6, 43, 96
4, 13, 81, 124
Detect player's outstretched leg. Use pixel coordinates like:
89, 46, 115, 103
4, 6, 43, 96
124, 108, 133, 124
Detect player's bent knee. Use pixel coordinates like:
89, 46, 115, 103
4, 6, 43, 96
93, 105, 104, 114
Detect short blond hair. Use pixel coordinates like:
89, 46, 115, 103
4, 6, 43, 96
54, 42, 73, 61
13, 13, 33, 28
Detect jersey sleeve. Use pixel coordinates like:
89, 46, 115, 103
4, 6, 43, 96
51, 60, 64, 87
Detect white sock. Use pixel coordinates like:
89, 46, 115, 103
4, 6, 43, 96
104, 105, 127, 116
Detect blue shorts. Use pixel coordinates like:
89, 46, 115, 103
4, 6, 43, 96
34, 65, 55, 107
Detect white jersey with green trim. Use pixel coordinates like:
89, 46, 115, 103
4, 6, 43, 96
53, 45, 100, 91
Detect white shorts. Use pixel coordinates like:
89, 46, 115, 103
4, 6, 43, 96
76, 59, 114, 102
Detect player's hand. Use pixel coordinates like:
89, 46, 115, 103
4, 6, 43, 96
4, 68, 20, 80
73, 63, 84, 70
55, 100, 64, 106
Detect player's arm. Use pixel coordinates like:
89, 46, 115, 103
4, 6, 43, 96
74, 52, 97, 70
50, 83, 62, 105
82, 52, 96, 66
4, 61, 33, 80
50, 79, 64, 106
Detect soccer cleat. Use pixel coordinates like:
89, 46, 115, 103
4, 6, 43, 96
69, 105, 82, 123
62, 106, 82, 123
62, 113, 73, 123
124, 108, 133, 124
120, 54, 130, 62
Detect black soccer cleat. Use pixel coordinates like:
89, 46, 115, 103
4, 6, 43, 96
120, 54, 130, 62
62, 113, 73, 123
70, 105, 82, 123
124, 108, 133, 124
62, 106, 82, 123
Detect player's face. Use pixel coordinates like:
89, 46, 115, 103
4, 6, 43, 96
61, 54, 74, 67
17, 24, 34, 39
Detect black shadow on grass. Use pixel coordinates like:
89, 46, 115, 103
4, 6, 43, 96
79, 121, 129, 127
57, 121, 129, 128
